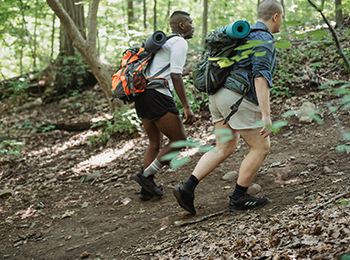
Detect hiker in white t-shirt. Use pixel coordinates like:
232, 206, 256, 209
133, 11, 195, 200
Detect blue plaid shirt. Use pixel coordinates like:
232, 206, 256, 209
225, 21, 277, 105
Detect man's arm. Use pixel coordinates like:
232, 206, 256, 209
255, 77, 271, 138
171, 73, 195, 125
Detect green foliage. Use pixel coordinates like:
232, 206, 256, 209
0, 139, 25, 157
89, 107, 141, 146
55, 51, 92, 98
172, 76, 205, 115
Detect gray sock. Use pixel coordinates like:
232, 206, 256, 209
143, 158, 163, 177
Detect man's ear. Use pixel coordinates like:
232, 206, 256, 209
179, 21, 185, 30
272, 13, 278, 22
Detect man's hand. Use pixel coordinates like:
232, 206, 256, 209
260, 117, 272, 138
183, 107, 195, 125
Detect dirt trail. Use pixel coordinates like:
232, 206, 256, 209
1, 88, 350, 259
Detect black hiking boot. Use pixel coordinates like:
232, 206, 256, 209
133, 171, 163, 197
229, 193, 269, 212
173, 183, 196, 215
139, 184, 163, 201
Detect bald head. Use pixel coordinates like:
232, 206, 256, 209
258, 0, 283, 22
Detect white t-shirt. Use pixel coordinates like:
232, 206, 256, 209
145, 36, 188, 97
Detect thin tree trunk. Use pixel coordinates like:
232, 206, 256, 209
166, 0, 171, 21
153, 0, 157, 31
51, 13, 55, 61
143, 0, 147, 29
203, 0, 208, 43
335, 0, 343, 28
33, 0, 38, 68
19, 0, 26, 75
127, 0, 134, 30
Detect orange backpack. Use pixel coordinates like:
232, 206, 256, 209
111, 34, 179, 103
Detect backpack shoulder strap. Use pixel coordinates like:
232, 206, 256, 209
147, 34, 183, 80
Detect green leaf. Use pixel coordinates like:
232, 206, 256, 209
198, 146, 214, 153
80, 176, 86, 183
269, 120, 288, 133
282, 110, 296, 118
283, 20, 301, 26
274, 41, 292, 49
235, 40, 267, 50
170, 157, 191, 169
336, 5, 345, 11
219, 135, 234, 143
214, 128, 232, 136
340, 200, 347, 204
340, 95, 350, 104
218, 59, 234, 68
345, 133, 350, 140
336, 145, 350, 152
294, 33, 306, 38
329, 106, 339, 113
307, 29, 328, 39
170, 140, 200, 148
241, 50, 254, 56
254, 51, 266, 57
345, 30, 350, 36
252, 121, 265, 128
161, 151, 180, 161
310, 113, 324, 124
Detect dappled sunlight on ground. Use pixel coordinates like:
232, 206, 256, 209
15, 205, 38, 219
28, 130, 97, 161
90, 114, 113, 123
70, 138, 139, 175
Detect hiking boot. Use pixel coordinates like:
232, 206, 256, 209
173, 183, 196, 215
229, 193, 269, 212
134, 171, 163, 197
139, 184, 163, 201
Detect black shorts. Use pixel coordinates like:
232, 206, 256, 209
134, 89, 179, 121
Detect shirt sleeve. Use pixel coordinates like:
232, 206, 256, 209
167, 38, 188, 74
251, 43, 275, 88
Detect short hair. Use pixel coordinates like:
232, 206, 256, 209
170, 11, 190, 18
258, 0, 283, 21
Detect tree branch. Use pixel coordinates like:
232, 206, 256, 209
87, 0, 99, 46
46, 0, 86, 50
307, 0, 350, 73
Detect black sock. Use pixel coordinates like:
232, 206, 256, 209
231, 183, 248, 200
185, 175, 199, 192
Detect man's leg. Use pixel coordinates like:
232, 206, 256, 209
229, 128, 270, 211
141, 118, 163, 169
153, 112, 187, 164
137, 118, 164, 200
134, 112, 186, 196
173, 120, 240, 215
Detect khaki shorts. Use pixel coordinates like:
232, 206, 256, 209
209, 87, 262, 129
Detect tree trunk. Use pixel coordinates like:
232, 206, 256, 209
143, 0, 147, 29
202, 0, 208, 43
50, 0, 96, 101
47, 0, 119, 112
127, 0, 134, 30
335, 0, 343, 28
153, 0, 157, 31
166, 0, 171, 21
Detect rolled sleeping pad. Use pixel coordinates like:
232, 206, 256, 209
143, 30, 167, 53
219, 20, 251, 39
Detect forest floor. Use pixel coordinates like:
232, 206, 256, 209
1, 68, 350, 259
